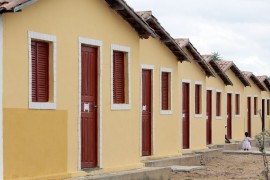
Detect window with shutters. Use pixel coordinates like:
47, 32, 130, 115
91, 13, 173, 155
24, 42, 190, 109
216, 91, 221, 118
254, 97, 258, 116
267, 99, 270, 116
235, 94, 240, 116
194, 82, 202, 117
160, 68, 172, 114
111, 44, 131, 110
28, 32, 56, 109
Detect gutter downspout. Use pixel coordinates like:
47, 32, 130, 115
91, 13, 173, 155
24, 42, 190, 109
0, 14, 3, 180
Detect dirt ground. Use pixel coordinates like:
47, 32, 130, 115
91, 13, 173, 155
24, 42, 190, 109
171, 153, 268, 180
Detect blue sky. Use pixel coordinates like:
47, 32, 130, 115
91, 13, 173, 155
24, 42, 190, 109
126, 0, 270, 76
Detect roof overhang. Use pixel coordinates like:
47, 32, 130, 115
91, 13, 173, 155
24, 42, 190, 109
137, 11, 188, 62
242, 71, 266, 91
0, 0, 37, 14
203, 55, 233, 86
175, 39, 215, 77
216, 60, 250, 87
105, 0, 156, 39
229, 65, 250, 87
256, 76, 270, 91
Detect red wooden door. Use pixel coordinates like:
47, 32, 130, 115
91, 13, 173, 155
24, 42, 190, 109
81, 46, 98, 168
206, 90, 212, 145
262, 99, 265, 131
182, 83, 190, 149
142, 70, 152, 156
247, 97, 251, 136
227, 94, 232, 139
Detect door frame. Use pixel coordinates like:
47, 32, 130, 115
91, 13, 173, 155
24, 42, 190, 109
78, 37, 103, 170
181, 79, 191, 149
140, 65, 155, 156
206, 88, 213, 145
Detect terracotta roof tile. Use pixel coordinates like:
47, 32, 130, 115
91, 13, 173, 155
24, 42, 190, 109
215, 61, 250, 86
257, 75, 270, 91
174, 38, 190, 48
137, 11, 188, 61
174, 39, 215, 77
105, 0, 156, 39
242, 71, 253, 79
242, 71, 266, 91
216, 61, 233, 72
257, 75, 267, 82
0, 0, 29, 12
202, 55, 233, 86
202, 55, 213, 63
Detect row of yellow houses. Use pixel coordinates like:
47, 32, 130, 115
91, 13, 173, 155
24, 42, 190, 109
0, 0, 269, 179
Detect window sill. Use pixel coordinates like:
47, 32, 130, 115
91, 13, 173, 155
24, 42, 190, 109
254, 115, 259, 118
235, 115, 240, 118
194, 114, 203, 118
111, 104, 131, 110
29, 102, 56, 110
160, 110, 173, 115
216, 116, 222, 120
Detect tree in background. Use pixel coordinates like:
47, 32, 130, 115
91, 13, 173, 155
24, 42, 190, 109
212, 52, 223, 61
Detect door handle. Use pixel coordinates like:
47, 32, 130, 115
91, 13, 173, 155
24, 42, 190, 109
182, 114, 185, 118
94, 103, 98, 111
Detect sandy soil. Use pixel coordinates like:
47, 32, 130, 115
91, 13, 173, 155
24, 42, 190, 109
171, 153, 268, 180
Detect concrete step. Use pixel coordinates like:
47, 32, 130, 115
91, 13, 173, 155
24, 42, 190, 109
171, 165, 205, 172
207, 144, 218, 149
217, 143, 241, 150
143, 154, 202, 167
68, 167, 171, 180
194, 148, 223, 165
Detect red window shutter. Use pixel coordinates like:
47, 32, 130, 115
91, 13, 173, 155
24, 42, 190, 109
235, 94, 239, 115
113, 51, 125, 104
162, 72, 169, 110
254, 97, 257, 115
216, 92, 221, 116
195, 85, 200, 114
31, 41, 49, 102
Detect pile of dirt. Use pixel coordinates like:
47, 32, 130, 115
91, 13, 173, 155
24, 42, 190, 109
171, 154, 267, 180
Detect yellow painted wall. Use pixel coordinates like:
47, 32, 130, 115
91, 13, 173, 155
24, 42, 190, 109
3, 0, 142, 178
261, 91, 270, 132
139, 37, 181, 157
244, 79, 263, 137
225, 69, 245, 140
206, 74, 226, 145
3, 109, 67, 180
178, 49, 207, 150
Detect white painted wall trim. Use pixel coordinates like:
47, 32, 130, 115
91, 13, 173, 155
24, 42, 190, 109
235, 92, 241, 118
160, 67, 172, 115
0, 15, 3, 180
194, 81, 203, 118
28, 31, 57, 109
111, 44, 131, 110
78, 37, 103, 169
182, 79, 191, 83
215, 90, 223, 120
140, 64, 155, 156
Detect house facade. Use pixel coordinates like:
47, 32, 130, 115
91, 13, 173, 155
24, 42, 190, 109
216, 61, 250, 140
0, 0, 269, 180
204, 55, 233, 145
242, 72, 267, 137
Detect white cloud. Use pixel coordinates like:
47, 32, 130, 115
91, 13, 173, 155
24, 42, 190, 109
126, 0, 270, 75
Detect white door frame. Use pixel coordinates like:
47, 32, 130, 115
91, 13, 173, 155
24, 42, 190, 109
0, 15, 4, 180
78, 37, 103, 170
